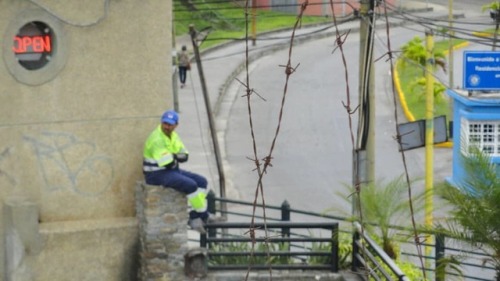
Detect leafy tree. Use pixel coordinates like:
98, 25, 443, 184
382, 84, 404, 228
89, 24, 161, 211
410, 77, 447, 104
400, 36, 447, 74
435, 147, 500, 280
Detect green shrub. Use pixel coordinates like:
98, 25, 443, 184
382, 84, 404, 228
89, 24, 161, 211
308, 231, 352, 269
208, 241, 292, 265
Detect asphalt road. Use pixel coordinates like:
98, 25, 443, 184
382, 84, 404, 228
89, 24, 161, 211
225, 26, 424, 212
175, 1, 498, 277
221, 1, 497, 214
218, 5, 497, 278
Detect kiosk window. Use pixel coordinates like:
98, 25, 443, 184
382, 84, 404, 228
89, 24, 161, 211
462, 119, 500, 157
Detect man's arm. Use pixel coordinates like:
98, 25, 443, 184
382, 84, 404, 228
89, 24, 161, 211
174, 153, 188, 163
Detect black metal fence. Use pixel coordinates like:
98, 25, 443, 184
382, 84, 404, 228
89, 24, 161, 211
352, 222, 410, 281
201, 221, 339, 271
206, 191, 497, 280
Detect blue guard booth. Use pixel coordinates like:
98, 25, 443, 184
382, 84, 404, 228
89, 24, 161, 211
447, 50, 500, 189
447, 89, 500, 189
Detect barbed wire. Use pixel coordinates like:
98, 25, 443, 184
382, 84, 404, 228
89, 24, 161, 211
206, 0, 498, 278
379, 0, 428, 279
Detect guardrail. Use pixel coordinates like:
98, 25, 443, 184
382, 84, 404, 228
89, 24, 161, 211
352, 222, 410, 281
206, 191, 497, 280
200, 221, 340, 272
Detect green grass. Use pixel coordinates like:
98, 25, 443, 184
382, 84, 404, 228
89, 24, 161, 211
174, 0, 475, 121
482, 27, 500, 34
174, 0, 331, 49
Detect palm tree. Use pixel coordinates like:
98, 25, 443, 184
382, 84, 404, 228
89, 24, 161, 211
337, 176, 425, 259
435, 147, 500, 281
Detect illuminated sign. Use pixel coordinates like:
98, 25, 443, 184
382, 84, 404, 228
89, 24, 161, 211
12, 21, 53, 70
13, 35, 51, 54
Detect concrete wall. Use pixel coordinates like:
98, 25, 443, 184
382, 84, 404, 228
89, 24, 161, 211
0, 0, 172, 279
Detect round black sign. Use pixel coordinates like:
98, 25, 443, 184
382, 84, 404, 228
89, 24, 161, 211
12, 21, 53, 70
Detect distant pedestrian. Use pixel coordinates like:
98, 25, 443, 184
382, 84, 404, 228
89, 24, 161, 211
177, 45, 190, 88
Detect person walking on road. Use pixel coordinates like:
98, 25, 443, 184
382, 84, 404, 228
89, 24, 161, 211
142, 110, 224, 233
177, 45, 190, 88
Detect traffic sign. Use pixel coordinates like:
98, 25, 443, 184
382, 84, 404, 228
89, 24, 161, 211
463, 51, 500, 91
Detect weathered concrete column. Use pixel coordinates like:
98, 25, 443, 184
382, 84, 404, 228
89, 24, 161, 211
3, 196, 41, 281
135, 181, 189, 281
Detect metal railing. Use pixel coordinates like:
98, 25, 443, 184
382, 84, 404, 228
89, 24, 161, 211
206, 191, 497, 280
200, 221, 340, 272
352, 222, 410, 281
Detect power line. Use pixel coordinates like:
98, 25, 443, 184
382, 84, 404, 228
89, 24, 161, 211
176, 0, 499, 51
173, 0, 356, 12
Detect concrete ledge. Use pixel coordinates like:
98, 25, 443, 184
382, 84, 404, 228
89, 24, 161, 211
35, 217, 139, 281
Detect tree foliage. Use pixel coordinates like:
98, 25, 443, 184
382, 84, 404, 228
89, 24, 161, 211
435, 147, 500, 280
482, 1, 500, 13
400, 36, 447, 73
337, 176, 425, 259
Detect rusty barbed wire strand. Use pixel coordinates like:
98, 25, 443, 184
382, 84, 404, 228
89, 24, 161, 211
232, 0, 445, 278
379, 0, 427, 278
239, 1, 312, 280
240, 0, 271, 278
334, 0, 373, 277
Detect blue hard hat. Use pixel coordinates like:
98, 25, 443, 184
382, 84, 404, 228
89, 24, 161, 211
161, 110, 179, 125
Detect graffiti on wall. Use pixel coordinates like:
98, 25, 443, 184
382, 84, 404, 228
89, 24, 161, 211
0, 147, 17, 187
23, 131, 114, 196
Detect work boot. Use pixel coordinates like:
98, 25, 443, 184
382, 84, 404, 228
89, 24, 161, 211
188, 218, 206, 234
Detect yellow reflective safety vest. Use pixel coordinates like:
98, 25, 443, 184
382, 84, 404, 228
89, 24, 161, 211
143, 125, 188, 172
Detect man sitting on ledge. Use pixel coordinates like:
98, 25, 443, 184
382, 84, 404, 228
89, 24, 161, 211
142, 109, 224, 233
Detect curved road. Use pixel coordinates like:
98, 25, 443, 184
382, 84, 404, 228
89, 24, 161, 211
221, 3, 495, 215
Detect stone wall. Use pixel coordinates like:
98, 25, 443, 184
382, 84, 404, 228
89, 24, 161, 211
135, 182, 190, 281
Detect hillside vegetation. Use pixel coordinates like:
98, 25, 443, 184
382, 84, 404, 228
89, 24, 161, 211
173, 0, 331, 48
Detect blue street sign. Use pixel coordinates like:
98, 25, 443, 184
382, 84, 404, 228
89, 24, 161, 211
463, 51, 500, 91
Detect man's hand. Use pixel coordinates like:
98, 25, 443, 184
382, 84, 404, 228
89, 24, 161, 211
165, 159, 178, 170
174, 153, 189, 163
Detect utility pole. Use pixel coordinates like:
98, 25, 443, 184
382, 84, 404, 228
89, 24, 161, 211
424, 28, 435, 274
189, 25, 227, 212
353, 0, 376, 216
356, 0, 376, 183
448, 0, 454, 88
172, 20, 179, 112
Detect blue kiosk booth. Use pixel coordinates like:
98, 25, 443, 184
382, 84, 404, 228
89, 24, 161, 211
447, 51, 500, 188
447, 89, 500, 188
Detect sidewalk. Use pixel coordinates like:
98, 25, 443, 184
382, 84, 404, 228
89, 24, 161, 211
173, 0, 457, 202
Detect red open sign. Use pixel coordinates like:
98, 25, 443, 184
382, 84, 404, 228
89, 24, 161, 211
12, 35, 51, 54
